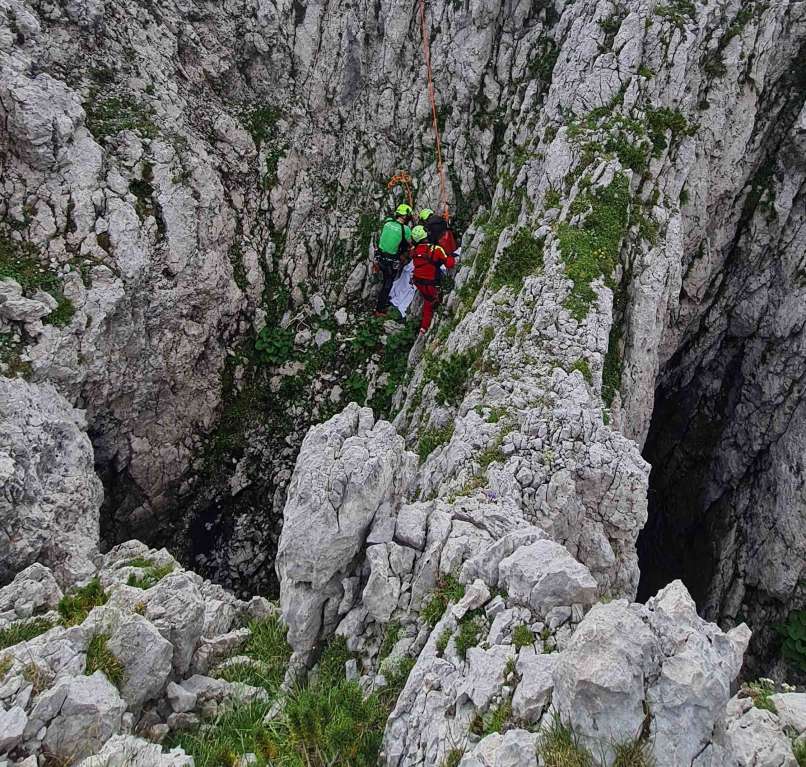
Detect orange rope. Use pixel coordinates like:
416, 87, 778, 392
387, 172, 414, 209
418, 0, 450, 222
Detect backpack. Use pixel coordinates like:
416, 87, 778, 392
377, 217, 409, 260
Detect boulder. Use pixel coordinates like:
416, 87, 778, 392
0, 564, 62, 626
166, 681, 197, 713
512, 649, 557, 723
75, 734, 194, 766
0, 379, 101, 586
459, 728, 539, 766
24, 672, 125, 762
277, 404, 416, 663
0, 705, 27, 754
498, 540, 597, 614
723, 707, 798, 767
769, 693, 806, 734
459, 645, 517, 711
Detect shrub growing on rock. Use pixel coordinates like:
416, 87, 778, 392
58, 578, 107, 626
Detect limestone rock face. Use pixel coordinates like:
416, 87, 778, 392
277, 403, 417, 664
0, 379, 101, 587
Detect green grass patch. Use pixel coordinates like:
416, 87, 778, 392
436, 628, 452, 655
0, 229, 75, 328
490, 227, 544, 292
417, 423, 455, 462
794, 739, 806, 767
58, 578, 108, 626
0, 654, 11, 678
378, 622, 402, 662
84, 94, 157, 141
536, 715, 594, 767
612, 737, 656, 767
85, 634, 124, 688
569, 358, 593, 384
421, 576, 466, 627
126, 562, 175, 590
122, 556, 155, 569
0, 618, 54, 650
442, 749, 464, 767
482, 700, 513, 736
557, 173, 631, 320
455, 609, 486, 661
512, 624, 535, 649
215, 616, 292, 691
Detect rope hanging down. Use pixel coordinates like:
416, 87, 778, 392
418, 0, 450, 221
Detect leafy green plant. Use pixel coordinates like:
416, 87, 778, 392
490, 228, 544, 292
778, 610, 806, 672
58, 578, 107, 626
417, 423, 455, 462
0, 618, 53, 650
255, 325, 295, 365
536, 714, 594, 767
126, 562, 174, 590
742, 680, 778, 712
350, 316, 383, 359
85, 634, 124, 688
646, 106, 694, 156
512, 624, 535, 649
344, 372, 368, 405
421, 576, 466, 627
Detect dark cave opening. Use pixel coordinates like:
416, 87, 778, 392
636, 344, 745, 612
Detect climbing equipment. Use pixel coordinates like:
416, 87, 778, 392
387, 172, 415, 210
418, 0, 450, 221
378, 217, 411, 259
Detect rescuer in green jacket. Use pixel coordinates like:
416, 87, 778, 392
374, 204, 413, 316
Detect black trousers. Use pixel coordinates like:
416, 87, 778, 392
375, 259, 398, 312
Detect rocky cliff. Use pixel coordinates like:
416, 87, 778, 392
1, 0, 805, 762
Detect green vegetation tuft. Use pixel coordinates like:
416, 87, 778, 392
569, 358, 593, 384
490, 228, 545, 292
0, 230, 75, 329
427, 330, 493, 407
483, 700, 513, 736
378, 622, 402, 662
126, 562, 175, 590
557, 173, 631, 321
58, 578, 107, 626
0, 618, 54, 650
369, 319, 419, 417
344, 371, 369, 406
255, 325, 295, 366
421, 576, 466, 627
794, 739, 806, 767
215, 616, 292, 690
612, 738, 656, 767
442, 749, 464, 767
122, 556, 154, 569
417, 423, 455, 462
246, 106, 281, 147
85, 634, 124, 688
646, 107, 694, 156
455, 610, 486, 660
436, 628, 452, 655
512, 624, 535, 649
536, 715, 594, 767
654, 0, 695, 27
0, 654, 11, 678
742, 680, 778, 713
778, 610, 806, 673
84, 94, 157, 141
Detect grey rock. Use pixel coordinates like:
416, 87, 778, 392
512, 650, 557, 723
769, 693, 806, 734
75, 734, 194, 765
723, 707, 798, 767
498, 540, 597, 615
165, 682, 197, 713
0, 705, 26, 754
0, 564, 62, 626
0, 379, 101, 586
452, 579, 491, 620
25, 672, 125, 763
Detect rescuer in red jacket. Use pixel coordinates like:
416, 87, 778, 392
410, 225, 455, 335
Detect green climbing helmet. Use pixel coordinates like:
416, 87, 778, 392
395, 203, 413, 217
411, 225, 428, 243
419, 208, 434, 221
